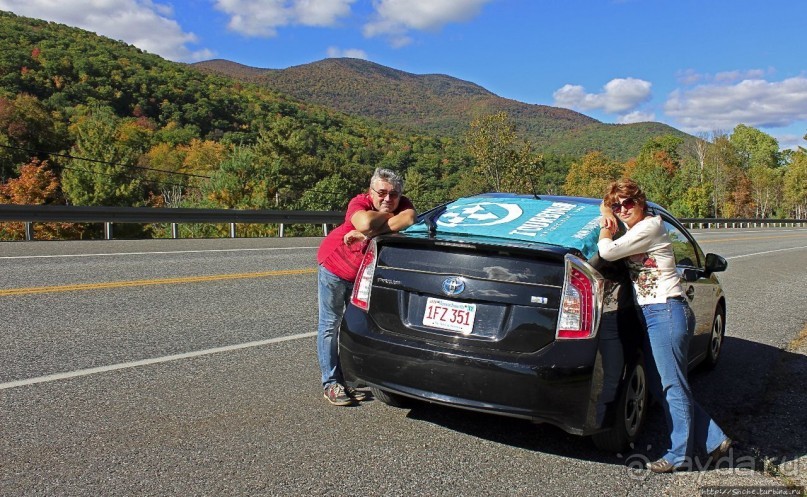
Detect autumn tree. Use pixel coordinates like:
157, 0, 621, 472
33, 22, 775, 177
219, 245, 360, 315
563, 151, 622, 198
0, 159, 83, 240
0, 94, 67, 179
630, 135, 684, 209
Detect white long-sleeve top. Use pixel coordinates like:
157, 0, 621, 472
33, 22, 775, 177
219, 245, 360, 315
597, 215, 683, 306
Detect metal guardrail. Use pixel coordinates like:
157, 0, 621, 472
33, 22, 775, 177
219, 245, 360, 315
0, 204, 345, 240
678, 218, 807, 229
1, 205, 805, 241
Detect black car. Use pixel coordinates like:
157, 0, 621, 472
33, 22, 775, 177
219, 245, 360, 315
339, 193, 727, 451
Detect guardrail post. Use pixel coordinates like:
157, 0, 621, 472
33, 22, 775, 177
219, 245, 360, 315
230, 223, 236, 238
323, 223, 329, 236
279, 223, 284, 238
104, 222, 113, 240
171, 223, 179, 239
25, 222, 34, 241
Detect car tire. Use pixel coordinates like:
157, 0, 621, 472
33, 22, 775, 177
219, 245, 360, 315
703, 303, 726, 370
370, 387, 411, 408
592, 354, 648, 453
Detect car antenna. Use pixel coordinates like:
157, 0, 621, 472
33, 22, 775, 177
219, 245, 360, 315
426, 204, 448, 238
529, 175, 540, 199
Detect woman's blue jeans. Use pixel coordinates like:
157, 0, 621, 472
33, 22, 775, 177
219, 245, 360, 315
317, 265, 353, 388
641, 298, 727, 465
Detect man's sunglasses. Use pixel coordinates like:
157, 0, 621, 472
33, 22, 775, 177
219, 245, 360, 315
610, 198, 636, 213
371, 187, 400, 199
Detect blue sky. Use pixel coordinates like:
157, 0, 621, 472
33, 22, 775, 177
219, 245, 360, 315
2, 0, 806, 150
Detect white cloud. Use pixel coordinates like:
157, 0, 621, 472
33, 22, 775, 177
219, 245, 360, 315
776, 134, 807, 151
714, 69, 767, 84
364, 0, 492, 46
0, 0, 213, 62
618, 111, 656, 124
553, 78, 653, 114
326, 46, 368, 59
664, 77, 807, 132
213, 0, 354, 37
678, 68, 772, 86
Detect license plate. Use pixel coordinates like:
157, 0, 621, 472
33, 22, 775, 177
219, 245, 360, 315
422, 297, 476, 334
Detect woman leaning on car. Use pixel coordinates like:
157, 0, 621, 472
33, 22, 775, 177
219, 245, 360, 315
597, 178, 732, 473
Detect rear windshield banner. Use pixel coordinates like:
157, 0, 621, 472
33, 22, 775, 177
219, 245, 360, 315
405, 198, 602, 259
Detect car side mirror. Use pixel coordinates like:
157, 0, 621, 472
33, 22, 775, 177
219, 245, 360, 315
705, 253, 728, 274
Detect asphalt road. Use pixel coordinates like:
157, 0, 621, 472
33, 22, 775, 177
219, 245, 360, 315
1, 229, 806, 496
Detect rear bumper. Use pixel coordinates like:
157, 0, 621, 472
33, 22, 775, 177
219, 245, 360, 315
340, 305, 627, 436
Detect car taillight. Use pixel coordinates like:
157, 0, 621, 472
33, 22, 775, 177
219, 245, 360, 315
556, 254, 604, 340
351, 240, 378, 312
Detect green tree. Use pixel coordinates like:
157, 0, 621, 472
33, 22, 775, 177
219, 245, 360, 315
669, 158, 712, 218
202, 144, 270, 209
704, 133, 743, 217
254, 116, 324, 206
730, 124, 780, 171
296, 173, 355, 212
783, 150, 807, 218
465, 112, 541, 193
730, 125, 782, 217
61, 106, 147, 206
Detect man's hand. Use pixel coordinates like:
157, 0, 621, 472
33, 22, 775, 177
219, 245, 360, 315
343, 229, 367, 246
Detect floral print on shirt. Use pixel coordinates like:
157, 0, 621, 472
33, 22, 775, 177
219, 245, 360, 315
627, 253, 661, 299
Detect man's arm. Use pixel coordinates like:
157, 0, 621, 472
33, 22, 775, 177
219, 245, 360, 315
351, 208, 416, 237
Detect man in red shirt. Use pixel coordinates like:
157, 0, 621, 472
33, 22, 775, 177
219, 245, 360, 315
317, 168, 416, 405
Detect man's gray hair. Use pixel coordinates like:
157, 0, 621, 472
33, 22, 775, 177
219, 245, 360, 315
370, 167, 404, 192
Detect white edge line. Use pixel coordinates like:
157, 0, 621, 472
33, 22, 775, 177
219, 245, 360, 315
0, 332, 316, 390
0, 246, 319, 260
725, 246, 807, 260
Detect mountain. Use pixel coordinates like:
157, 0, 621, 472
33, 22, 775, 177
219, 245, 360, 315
194, 58, 691, 161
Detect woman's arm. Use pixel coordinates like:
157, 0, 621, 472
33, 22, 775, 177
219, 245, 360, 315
600, 200, 619, 231
597, 216, 660, 261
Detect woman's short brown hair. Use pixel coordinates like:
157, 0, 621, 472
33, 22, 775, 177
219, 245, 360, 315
605, 178, 647, 210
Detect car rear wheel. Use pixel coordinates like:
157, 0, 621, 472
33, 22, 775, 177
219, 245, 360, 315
703, 304, 725, 369
592, 355, 648, 453
370, 387, 411, 408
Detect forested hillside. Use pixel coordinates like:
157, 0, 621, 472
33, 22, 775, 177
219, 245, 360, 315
0, 11, 479, 238
1, 11, 804, 241
194, 58, 691, 161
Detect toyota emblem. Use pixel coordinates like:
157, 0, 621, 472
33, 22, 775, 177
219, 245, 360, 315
441, 277, 465, 296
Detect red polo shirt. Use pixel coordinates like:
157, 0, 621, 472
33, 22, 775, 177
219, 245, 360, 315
317, 193, 414, 282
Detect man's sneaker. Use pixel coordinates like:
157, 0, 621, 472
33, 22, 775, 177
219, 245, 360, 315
323, 383, 353, 406
345, 386, 368, 402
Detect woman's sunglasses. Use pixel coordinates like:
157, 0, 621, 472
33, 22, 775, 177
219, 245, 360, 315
610, 198, 636, 213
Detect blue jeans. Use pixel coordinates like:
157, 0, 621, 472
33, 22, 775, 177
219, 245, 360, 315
641, 298, 727, 465
317, 265, 353, 388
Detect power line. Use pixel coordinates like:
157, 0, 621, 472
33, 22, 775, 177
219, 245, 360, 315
60, 165, 200, 191
0, 144, 212, 179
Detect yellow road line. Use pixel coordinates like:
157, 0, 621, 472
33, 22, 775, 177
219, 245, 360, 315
0, 268, 317, 297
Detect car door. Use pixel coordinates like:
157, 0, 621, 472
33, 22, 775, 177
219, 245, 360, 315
661, 216, 714, 367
